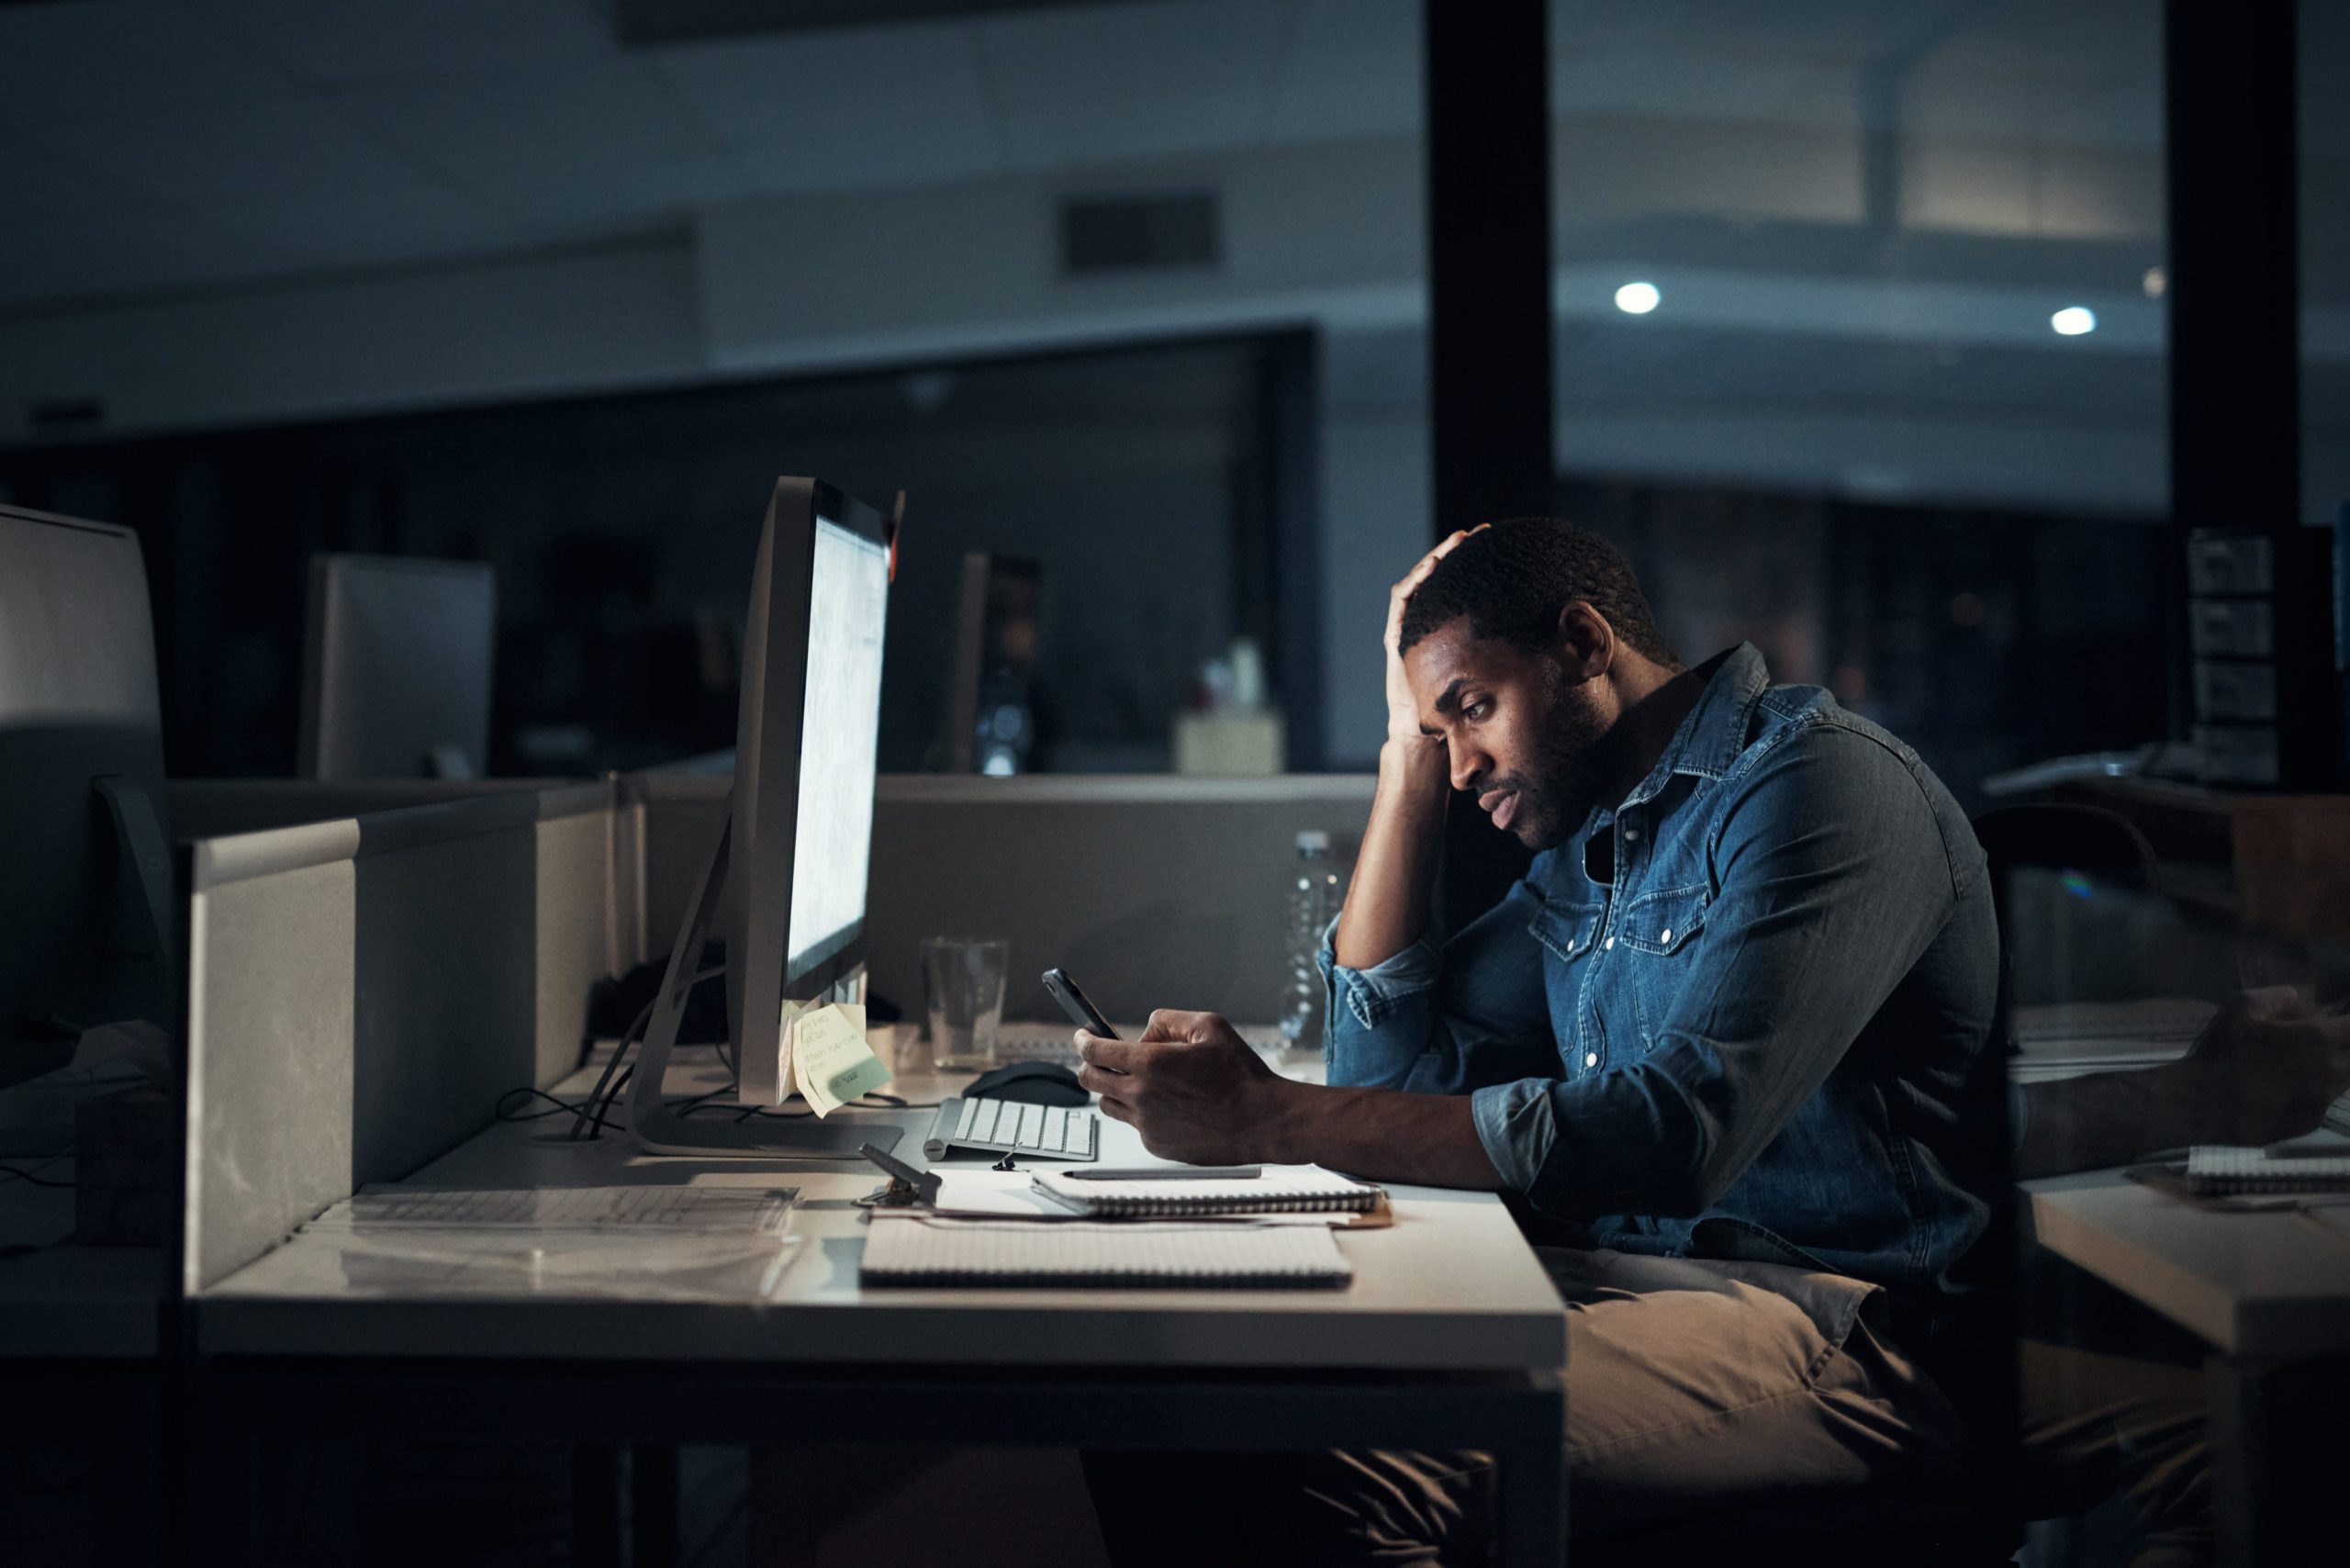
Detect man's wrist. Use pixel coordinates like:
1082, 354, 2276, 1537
1252, 1076, 1323, 1166
1379, 735, 1448, 786
2143, 1057, 2224, 1146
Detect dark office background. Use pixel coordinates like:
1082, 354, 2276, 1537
1, 0, 2344, 810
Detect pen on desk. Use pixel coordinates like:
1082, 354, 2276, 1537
1062, 1166, 1261, 1181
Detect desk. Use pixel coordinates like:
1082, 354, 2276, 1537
1, 1166, 171, 1568
189, 1048, 1569, 1564
2024, 1169, 2350, 1563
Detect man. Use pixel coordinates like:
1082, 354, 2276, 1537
1077, 518, 2010, 1557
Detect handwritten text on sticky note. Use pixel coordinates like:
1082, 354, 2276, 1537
789, 1003, 891, 1117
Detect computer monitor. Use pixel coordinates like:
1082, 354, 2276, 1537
0, 505, 175, 1093
937, 552, 1042, 775
298, 554, 495, 779
631, 478, 901, 1157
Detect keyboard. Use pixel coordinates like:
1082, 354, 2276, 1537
984, 1023, 1091, 1067
924, 1095, 1099, 1162
988, 1021, 1297, 1067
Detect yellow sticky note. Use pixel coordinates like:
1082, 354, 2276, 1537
789, 1003, 891, 1117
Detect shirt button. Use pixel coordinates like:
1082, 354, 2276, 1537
1604, 936, 1616, 950
1624, 827, 1640, 841
1584, 1051, 1598, 1068
1660, 927, 1673, 942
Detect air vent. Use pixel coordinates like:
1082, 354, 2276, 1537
28, 398, 104, 436
615, 0, 1087, 48
1059, 192, 1221, 276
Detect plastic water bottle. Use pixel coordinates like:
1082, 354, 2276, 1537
1279, 830, 1340, 1047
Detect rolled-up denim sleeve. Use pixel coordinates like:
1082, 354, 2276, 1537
1467, 1077, 1559, 1191
1319, 879, 1560, 1171
1516, 726, 1968, 1218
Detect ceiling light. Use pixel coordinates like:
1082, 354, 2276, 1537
1614, 281, 1661, 315
2051, 306, 2097, 336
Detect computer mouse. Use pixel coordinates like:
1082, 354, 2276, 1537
965, 1060, 1090, 1107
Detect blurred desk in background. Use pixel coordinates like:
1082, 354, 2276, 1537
2024, 1162, 2350, 1564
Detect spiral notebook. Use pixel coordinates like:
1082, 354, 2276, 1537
2187, 1146, 2350, 1194
860, 1215, 1354, 1289
1030, 1166, 1382, 1218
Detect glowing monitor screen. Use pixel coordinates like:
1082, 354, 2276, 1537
787, 515, 890, 970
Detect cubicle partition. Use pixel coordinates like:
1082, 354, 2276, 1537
170, 777, 566, 842
180, 770, 1379, 1291
619, 772, 1379, 1025
181, 782, 616, 1293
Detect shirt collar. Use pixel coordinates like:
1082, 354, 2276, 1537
1618, 642, 1773, 809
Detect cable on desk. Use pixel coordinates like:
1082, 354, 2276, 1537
494, 1086, 626, 1136
0, 1163, 74, 1188
566, 966, 724, 1143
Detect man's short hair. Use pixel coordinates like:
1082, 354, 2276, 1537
1397, 518, 1679, 667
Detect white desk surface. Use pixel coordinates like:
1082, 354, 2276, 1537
2024, 1168, 2350, 1362
196, 1045, 1568, 1373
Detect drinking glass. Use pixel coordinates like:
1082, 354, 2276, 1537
921, 937, 1010, 1070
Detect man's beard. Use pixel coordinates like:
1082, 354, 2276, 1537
1491, 676, 1614, 852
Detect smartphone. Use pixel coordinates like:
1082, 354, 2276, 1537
1041, 968, 1118, 1039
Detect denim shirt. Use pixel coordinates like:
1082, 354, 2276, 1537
1321, 644, 2007, 1297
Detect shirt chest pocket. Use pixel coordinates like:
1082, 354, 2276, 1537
1528, 897, 1602, 1058
1528, 898, 1601, 963
1619, 883, 1709, 1048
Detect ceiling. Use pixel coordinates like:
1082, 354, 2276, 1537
5, 0, 2340, 516
0, 0, 2193, 313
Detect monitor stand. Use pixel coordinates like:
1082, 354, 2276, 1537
628, 812, 901, 1158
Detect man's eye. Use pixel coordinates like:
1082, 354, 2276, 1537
1463, 700, 1491, 721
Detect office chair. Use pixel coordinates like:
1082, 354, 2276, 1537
1971, 801, 2161, 939
1576, 808, 2144, 1564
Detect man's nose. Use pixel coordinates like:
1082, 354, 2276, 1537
1449, 743, 1488, 795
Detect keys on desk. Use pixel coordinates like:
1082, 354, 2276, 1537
924, 1096, 1099, 1162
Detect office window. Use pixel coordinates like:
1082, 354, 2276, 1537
1547, 0, 2172, 806
2307, 0, 2350, 529
0, 1, 1432, 777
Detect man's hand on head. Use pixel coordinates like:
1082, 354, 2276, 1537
1385, 526, 1483, 749
1074, 1010, 1304, 1165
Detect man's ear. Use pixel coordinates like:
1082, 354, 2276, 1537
1554, 601, 1615, 682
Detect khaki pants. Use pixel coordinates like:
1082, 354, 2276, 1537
1087, 1249, 1977, 1565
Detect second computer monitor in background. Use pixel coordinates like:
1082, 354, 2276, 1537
938, 552, 1041, 775
0, 505, 174, 1093
299, 554, 495, 779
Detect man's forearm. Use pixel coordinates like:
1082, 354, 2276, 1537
1332, 739, 1450, 970
2013, 1060, 2210, 1179
1262, 1079, 1504, 1189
